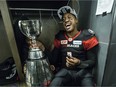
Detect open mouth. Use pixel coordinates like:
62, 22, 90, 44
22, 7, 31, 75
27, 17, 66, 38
65, 24, 71, 30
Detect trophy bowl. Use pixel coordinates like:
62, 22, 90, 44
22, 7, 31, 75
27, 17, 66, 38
18, 19, 43, 59
18, 20, 42, 40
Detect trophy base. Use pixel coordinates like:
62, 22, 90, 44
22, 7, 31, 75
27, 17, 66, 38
26, 59, 53, 87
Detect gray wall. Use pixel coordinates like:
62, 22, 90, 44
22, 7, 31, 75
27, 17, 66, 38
37, 14, 60, 50
78, 0, 92, 29
0, 14, 12, 63
102, 1, 116, 85
89, 0, 114, 86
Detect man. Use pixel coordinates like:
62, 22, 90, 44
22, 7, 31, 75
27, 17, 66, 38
49, 6, 98, 86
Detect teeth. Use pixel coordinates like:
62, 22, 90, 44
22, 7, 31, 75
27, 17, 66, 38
66, 26, 70, 29
66, 24, 70, 27
65, 24, 70, 29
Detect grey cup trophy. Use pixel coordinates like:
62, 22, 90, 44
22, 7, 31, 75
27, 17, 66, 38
18, 20, 53, 87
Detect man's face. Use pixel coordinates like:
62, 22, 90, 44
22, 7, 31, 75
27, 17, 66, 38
62, 13, 78, 32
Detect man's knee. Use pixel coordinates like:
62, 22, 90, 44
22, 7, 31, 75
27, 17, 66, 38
49, 77, 65, 86
81, 77, 95, 87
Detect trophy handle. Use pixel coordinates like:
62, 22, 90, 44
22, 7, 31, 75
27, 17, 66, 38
37, 21, 42, 37
40, 26, 42, 35
18, 20, 28, 37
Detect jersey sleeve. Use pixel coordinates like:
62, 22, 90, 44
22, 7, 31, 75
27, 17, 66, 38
53, 30, 65, 48
83, 36, 98, 50
54, 39, 61, 48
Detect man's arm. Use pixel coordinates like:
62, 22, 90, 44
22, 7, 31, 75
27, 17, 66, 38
66, 45, 98, 69
77, 45, 98, 69
48, 47, 61, 66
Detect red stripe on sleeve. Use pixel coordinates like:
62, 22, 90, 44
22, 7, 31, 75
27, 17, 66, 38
83, 36, 98, 50
54, 39, 61, 48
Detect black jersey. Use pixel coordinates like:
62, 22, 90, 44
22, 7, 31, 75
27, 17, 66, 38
53, 29, 98, 68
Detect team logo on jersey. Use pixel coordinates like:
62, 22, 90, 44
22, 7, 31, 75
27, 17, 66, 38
67, 44, 79, 47
61, 40, 68, 44
73, 40, 82, 45
68, 38, 72, 41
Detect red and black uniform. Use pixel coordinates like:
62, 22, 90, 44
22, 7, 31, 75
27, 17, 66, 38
49, 29, 98, 86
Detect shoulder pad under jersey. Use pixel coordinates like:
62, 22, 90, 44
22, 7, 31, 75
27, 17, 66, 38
83, 29, 95, 36
81, 29, 95, 40
88, 29, 95, 35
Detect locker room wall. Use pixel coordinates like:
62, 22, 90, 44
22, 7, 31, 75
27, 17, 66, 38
88, 0, 115, 86
102, 0, 116, 86
0, 14, 12, 63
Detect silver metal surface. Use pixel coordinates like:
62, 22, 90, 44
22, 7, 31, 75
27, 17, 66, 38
18, 20, 53, 86
26, 58, 53, 86
9, 7, 58, 11
28, 48, 44, 59
18, 20, 42, 39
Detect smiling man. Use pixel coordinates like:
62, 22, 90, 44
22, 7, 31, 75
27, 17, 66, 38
49, 6, 99, 86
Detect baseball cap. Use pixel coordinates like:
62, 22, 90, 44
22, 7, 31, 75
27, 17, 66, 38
57, 6, 78, 20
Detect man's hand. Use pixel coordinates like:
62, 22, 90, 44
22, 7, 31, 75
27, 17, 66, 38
27, 39, 45, 51
66, 56, 80, 68
50, 65, 55, 71
23, 64, 26, 74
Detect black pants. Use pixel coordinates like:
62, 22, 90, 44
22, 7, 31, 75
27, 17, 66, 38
49, 68, 95, 87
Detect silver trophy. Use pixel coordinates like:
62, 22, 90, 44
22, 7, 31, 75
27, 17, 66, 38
18, 20, 53, 86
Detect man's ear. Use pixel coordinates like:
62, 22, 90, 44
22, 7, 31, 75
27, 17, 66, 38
75, 19, 78, 24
